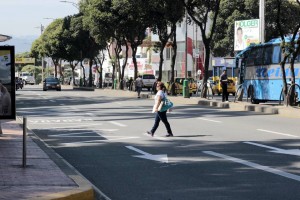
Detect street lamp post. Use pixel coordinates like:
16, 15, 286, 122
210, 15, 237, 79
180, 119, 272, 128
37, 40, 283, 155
35, 24, 45, 83
259, 0, 265, 43
60, 0, 79, 9
183, 9, 190, 98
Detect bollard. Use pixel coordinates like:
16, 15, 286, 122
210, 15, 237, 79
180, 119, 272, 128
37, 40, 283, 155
0, 121, 2, 135
22, 117, 27, 168
183, 79, 190, 98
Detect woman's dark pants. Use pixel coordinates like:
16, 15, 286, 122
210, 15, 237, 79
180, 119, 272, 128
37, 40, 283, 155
150, 111, 172, 135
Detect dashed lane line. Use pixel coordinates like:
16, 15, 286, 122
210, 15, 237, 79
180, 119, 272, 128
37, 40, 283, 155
257, 129, 299, 138
198, 117, 222, 123
109, 121, 127, 127
31, 123, 103, 130
203, 151, 300, 182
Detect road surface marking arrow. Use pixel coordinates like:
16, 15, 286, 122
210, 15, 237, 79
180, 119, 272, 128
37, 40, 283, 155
203, 151, 300, 182
126, 146, 168, 163
244, 141, 300, 156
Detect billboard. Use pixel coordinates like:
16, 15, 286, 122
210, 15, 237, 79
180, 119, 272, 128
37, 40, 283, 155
0, 46, 15, 119
15, 57, 35, 64
234, 19, 260, 51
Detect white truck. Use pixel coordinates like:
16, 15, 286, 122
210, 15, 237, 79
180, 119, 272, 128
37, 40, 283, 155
19, 72, 35, 85
142, 74, 156, 91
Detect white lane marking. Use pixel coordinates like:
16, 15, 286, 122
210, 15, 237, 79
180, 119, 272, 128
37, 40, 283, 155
244, 142, 300, 156
86, 113, 95, 116
50, 100, 56, 102
109, 121, 127, 127
203, 151, 300, 182
36, 123, 103, 129
60, 104, 65, 106
198, 117, 222, 123
244, 142, 282, 151
56, 137, 140, 147
49, 131, 98, 137
29, 119, 93, 123
257, 129, 299, 138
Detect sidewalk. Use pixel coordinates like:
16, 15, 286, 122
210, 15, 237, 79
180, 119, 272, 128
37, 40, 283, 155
0, 120, 94, 200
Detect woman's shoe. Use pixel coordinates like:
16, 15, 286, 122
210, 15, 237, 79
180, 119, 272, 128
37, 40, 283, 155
147, 131, 154, 137
165, 134, 173, 137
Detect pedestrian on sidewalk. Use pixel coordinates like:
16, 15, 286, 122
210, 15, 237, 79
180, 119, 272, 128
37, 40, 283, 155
147, 81, 173, 137
220, 69, 229, 102
135, 75, 143, 98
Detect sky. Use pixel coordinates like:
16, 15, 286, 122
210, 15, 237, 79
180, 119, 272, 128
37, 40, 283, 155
1, 0, 79, 53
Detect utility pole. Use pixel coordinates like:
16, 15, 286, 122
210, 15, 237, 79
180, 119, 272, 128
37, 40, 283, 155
259, 0, 265, 43
183, 9, 190, 98
40, 24, 45, 81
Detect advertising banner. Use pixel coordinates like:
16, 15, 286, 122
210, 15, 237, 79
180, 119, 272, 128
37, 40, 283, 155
234, 19, 260, 51
0, 46, 15, 119
15, 57, 35, 64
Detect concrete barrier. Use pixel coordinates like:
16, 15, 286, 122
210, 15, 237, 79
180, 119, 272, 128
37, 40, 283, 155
73, 86, 95, 91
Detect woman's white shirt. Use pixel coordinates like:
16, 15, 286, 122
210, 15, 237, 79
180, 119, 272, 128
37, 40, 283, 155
152, 90, 166, 113
155, 90, 165, 103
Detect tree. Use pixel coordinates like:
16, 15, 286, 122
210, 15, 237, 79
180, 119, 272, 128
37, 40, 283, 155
185, 0, 221, 98
31, 19, 65, 79
151, 0, 185, 83
212, 0, 300, 57
275, 0, 300, 106
69, 14, 103, 87
81, 0, 125, 87
114, 0, 152, 80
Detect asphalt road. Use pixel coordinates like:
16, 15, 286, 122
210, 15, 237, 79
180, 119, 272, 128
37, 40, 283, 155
17, 85, 300, 200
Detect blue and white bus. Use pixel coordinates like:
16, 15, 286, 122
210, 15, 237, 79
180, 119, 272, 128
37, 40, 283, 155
235, 36, 300, 104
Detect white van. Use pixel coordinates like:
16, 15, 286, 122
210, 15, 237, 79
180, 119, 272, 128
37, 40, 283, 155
19, 72, 35, 85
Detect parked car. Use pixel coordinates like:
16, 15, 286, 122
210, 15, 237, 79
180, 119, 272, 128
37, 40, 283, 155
19, 72, 35, 85
43, 77, 61, 91
142, 74, 156, 91
165, 78, 197, 96
211, 76, 236, 96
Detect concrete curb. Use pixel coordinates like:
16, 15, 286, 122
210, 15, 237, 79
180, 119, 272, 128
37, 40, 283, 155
73, 86, 95, 91
32, 175, 94, 200
197, 99, 279, 114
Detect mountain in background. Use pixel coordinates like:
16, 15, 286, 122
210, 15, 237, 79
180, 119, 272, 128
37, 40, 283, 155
2, 35, 38, 54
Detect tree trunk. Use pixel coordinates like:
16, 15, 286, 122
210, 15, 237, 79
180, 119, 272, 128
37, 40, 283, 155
120, 41, 129, 90
201, 41, 211, 98
89, 59, 93, 87
70, 62, 76, 86
59, 59, 63, 81
158, 45, 165, 81
132, 45, 138, 80
170, 23, 177, 96
80, 61, 86, 86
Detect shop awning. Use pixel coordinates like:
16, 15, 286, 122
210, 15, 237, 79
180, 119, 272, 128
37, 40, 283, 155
0, 34, 12, 42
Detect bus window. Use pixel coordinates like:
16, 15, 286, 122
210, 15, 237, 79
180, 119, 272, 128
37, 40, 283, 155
263, 46, 272, 65
254, 48, 263, 66
272, 45, 281, 64
247, 48, 256, 66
